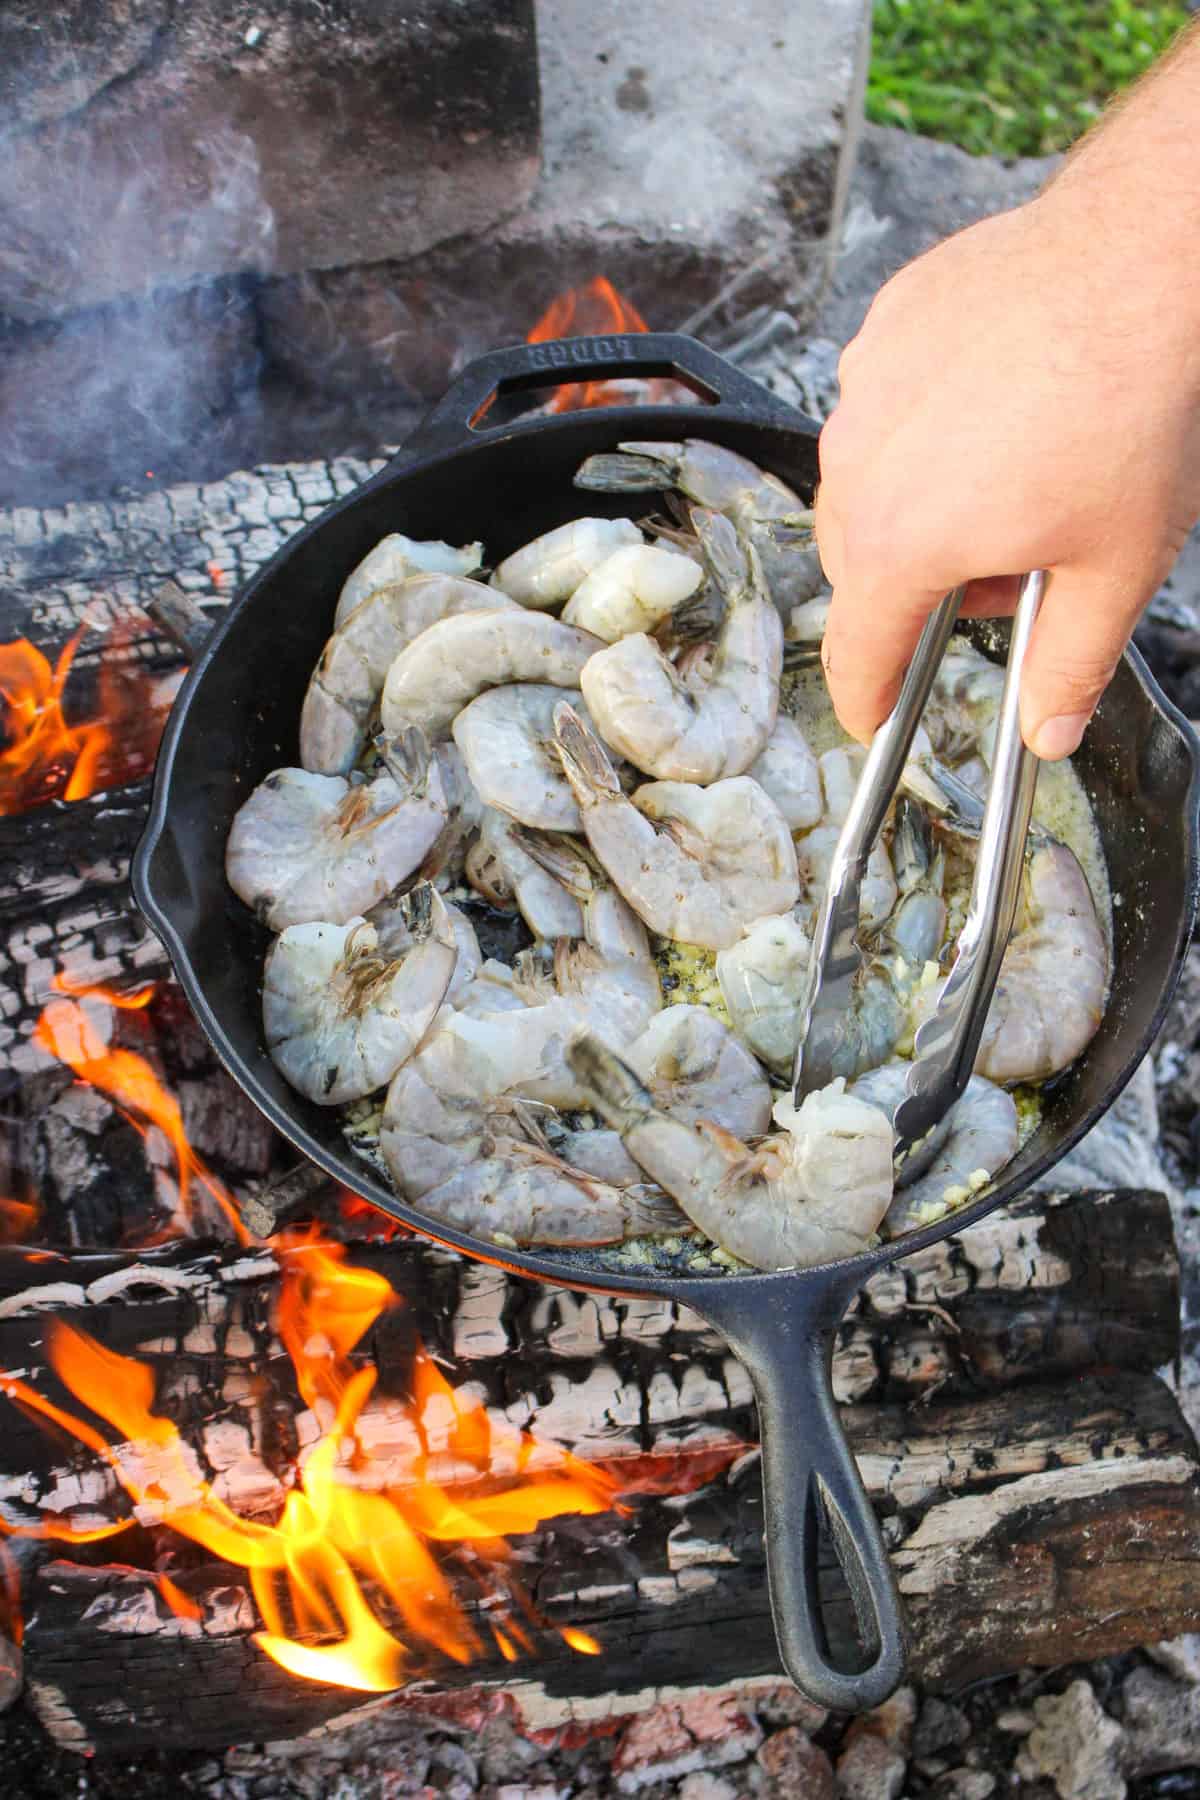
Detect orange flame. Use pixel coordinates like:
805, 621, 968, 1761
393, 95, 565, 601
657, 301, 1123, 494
0, 1236, 618, 1690
0, 1183, 40, 1246
0, 617, 176, 816
526, 276, 687, 413
33, 980, 247, 1244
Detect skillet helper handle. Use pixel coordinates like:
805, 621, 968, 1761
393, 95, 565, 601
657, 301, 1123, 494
695, 1276, 907, 1712
388, 332, 809, 467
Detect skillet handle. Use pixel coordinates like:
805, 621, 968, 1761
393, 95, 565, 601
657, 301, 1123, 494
387, 332, 813, 467
693, 1272, 908, 1713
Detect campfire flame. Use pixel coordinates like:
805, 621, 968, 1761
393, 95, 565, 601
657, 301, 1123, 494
0, 616, 176, 816
0, 1235, 615, 1689
526, 276, 687, 412
33, 976, 246, 1244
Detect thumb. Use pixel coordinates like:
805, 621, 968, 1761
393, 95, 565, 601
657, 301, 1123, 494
822, 573, 947, 744
1019, 570, 1146, 760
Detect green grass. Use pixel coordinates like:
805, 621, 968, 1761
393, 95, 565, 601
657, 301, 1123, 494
866, 0, 1192, 157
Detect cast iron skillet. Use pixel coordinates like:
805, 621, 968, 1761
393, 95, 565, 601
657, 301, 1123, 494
133, 333, 1200, 1711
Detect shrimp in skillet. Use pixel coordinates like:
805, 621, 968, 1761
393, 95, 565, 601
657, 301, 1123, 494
225, 730, 447, 929
553, 704, 799, 951
301, 575, 517, 776
263, 884, 457, 1105
579, 509, 782, 783
381, 611, 602, 740
334, 533, 483, 628
567, 1034, 893, 1270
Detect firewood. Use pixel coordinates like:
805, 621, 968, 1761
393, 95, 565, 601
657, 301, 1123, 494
18, 1368, 1199, 1753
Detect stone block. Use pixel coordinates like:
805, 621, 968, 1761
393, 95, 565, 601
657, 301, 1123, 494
0, 0, 540, 320
257, 0, 873, 402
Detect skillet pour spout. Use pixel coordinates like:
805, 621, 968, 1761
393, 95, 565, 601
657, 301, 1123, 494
133, 333, 1200, 1710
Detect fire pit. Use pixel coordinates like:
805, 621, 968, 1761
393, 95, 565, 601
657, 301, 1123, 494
1, 328, 1199, 1760
3, 0, 1200, 1776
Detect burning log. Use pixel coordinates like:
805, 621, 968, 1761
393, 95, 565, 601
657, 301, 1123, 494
0, 1187, 1192, 1749
1, 460, 1196, 1754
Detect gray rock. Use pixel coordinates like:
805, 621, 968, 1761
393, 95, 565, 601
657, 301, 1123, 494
817, 123, 1058, 346
261, 0, 875, 405
912, 1698, 971, 1761
758, 1727, 836, 1800
1015, 1680, 1126, 1800
835, 1734, 906, 1800
1148, 1633, 1200, 1684
1122, 1663, 1200, 1775
0, 0, 541, 318
934, 1775, 996, 1800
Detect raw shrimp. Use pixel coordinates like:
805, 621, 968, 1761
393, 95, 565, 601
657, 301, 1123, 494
567, 1036, 894, 1270
382, 835, 661, 1191
850, 1065, 1019, 1236
716, 911, 810, 1074
880, 798, 947, 971
418, 742, 487, 887
561, 543, 703, 642
794, 748, 898, 929
301, 575, 518, 776
518, 833, 662, 1052
381, 1005, 586, 1197
912, 842, 1108, 1083
334, 534, 484, 628
746, 714, 822, 831
452, 684, 598, 831
225, 731, 447, 930
554, 704, 799, 951
465, 808, 584, 940
795, 801, 946, 1085
381, 610, 602, 740
370, 891, 481, 1006
263, 884, 457, 1105
785, 595, 830, 652
490, 517, 642, 608
625, 1004, 772, 1138
575, 439, 824, 612
409, 1134, 688, 1249
579, 509, 782, 783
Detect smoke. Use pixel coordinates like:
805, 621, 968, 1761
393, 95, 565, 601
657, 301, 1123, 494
0, 86, 277, 508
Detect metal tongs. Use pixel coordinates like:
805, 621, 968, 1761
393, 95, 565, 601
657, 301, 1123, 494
794, 571, 1046, 1163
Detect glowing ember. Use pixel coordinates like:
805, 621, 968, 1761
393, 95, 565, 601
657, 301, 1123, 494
526, 276, 687, 412
33, 977, 246, 1244
338, 1190, 408, 1241
0, 1236, 619, 1690
0, 616, 177, 816
0, 1183, 40, 1246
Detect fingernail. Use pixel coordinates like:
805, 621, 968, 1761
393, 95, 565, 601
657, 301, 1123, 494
1029, 711, 1089, 760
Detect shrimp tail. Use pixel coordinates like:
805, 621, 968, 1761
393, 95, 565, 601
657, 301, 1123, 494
553, 702, 622, 804
377, 725, 433, 794
690, 506, 746, 589
513, 827, 603, 900
574, 450, 674, 493
566, 1033, 656, 1132
397, 880, 455, 952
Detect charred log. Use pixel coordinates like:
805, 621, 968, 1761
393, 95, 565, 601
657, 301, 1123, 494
0, 1187, 1191, 1749
18, 1369, 1200, 1752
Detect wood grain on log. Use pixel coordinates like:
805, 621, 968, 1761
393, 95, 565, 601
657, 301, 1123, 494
19, 1369, 1199, 1752
0, 1187, 1190, 1749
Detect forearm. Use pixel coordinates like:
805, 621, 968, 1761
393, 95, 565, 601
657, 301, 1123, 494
1039, 19, 1200, 368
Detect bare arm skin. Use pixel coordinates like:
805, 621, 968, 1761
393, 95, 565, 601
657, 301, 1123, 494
815, 22, 1200, 758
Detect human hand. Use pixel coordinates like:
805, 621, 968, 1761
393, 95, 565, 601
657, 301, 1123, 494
814, 189, 1200, 758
